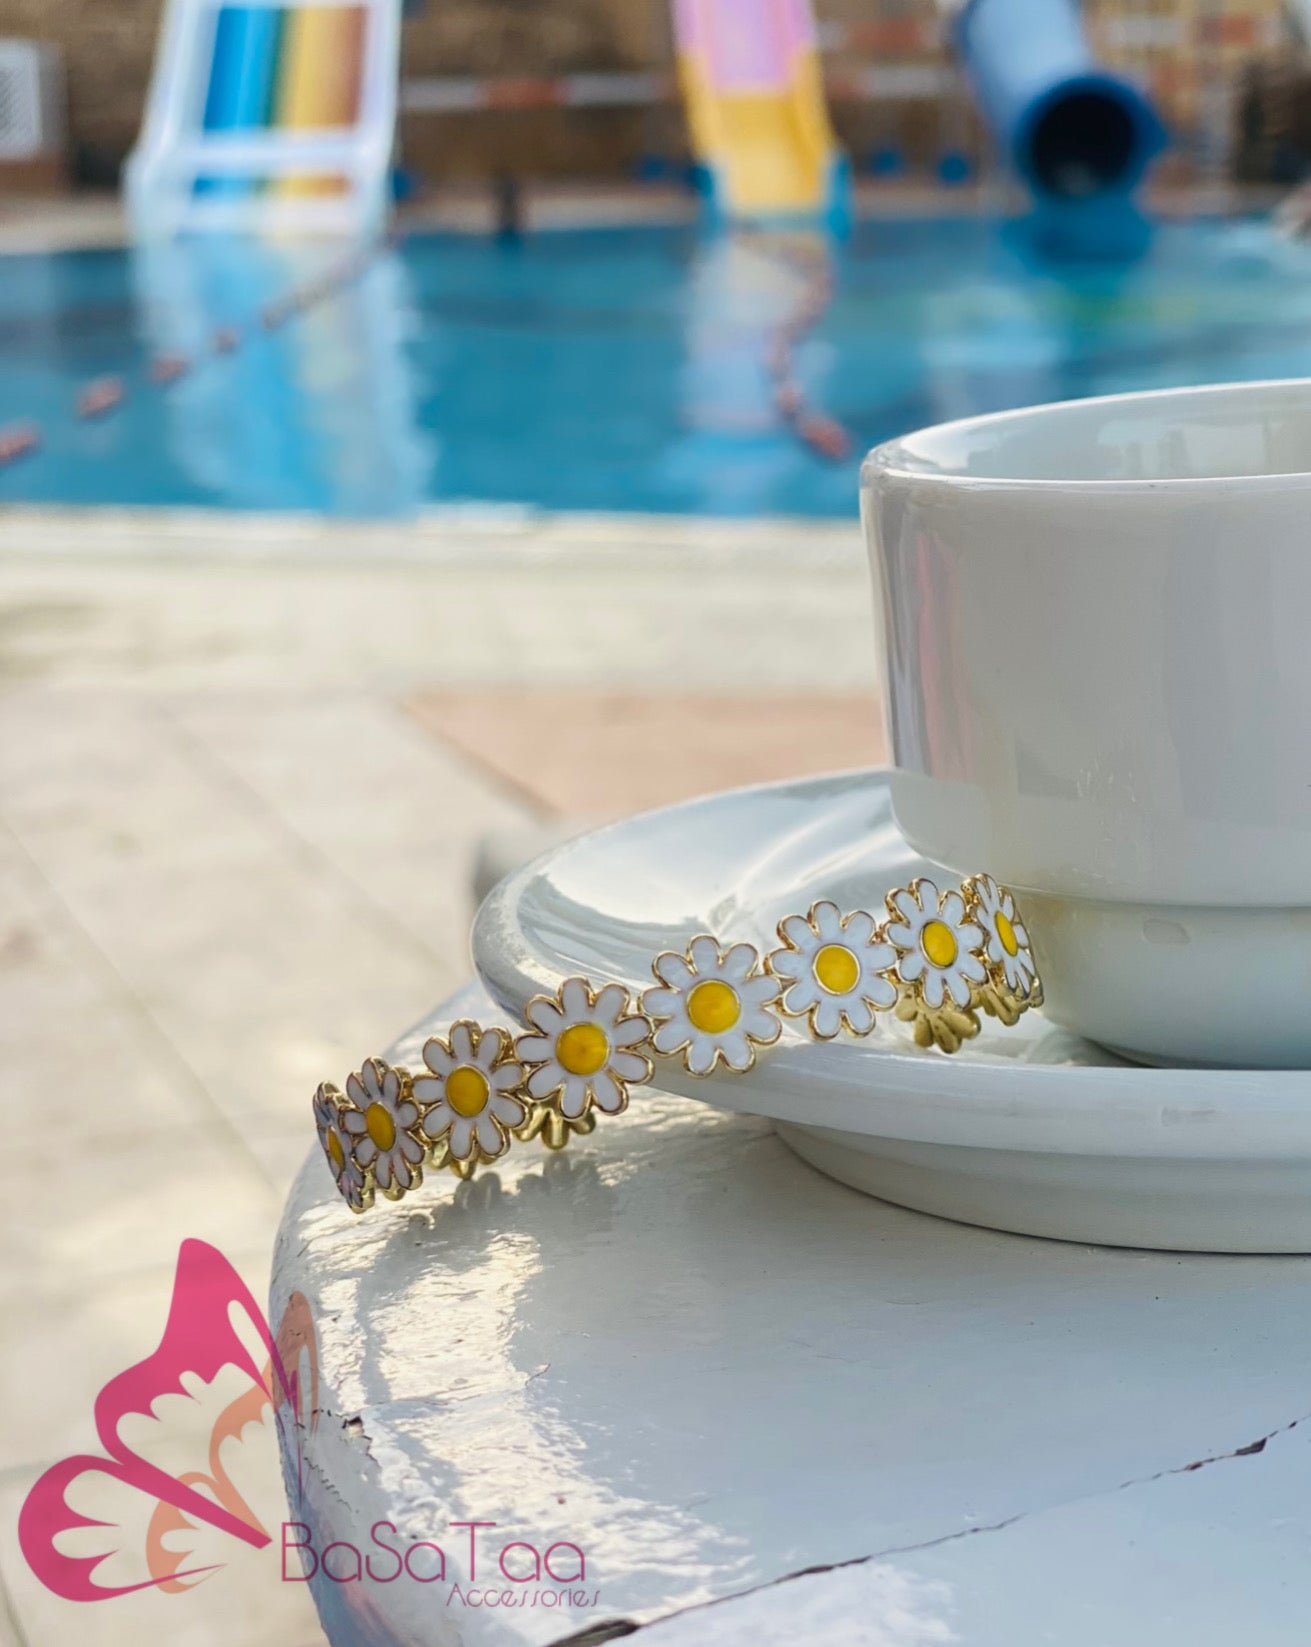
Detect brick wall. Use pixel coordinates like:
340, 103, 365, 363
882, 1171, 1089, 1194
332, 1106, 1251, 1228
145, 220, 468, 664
7, 0, 1275, 190
1, 0, 164, 182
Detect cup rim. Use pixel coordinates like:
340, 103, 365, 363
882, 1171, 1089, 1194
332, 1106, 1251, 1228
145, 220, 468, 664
862, 376, 1311, 494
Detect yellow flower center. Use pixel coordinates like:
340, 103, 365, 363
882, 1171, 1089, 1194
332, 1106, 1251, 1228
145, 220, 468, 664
327, 1129, 346, 1173
365, 1102, 396, 1152
446, 1065, 490, 1118
814, 943, 859, 995
995, 910, 1019, 956
557, 1022, 609, 1077
687, 979, 741, 1034
921, 919, 958, 970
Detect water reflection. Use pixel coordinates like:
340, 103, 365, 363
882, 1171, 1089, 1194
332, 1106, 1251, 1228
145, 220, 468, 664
4, 218, 1311, 516
129, 236, 430, 514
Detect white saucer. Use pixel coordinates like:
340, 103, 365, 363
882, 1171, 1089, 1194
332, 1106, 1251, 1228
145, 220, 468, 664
472, 770, 1311, 1253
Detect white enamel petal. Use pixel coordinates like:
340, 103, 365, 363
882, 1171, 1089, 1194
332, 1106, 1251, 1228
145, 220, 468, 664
526, 998, 564, 1035
610, 1049, 650, 1084
591, 1071, 625, 1113
812, 901, 843, 940
652, 1017, 691, 1054
738, 972, 781, 1008
344, 1073, 367, 1109
643, 986, 682, 1021
689, 934, 723, 974
863, 971, 898, 1009
892, 888, 923, 923
448, 1116, 476, 1160
611, 1016, 650, 1048
342, 1107, 367, 1138
475, 1028, 506, 1070
722, 943, 759, 983
516, 1033, 553, 1064
779, 914, 816, 951
885, 922, 916, 949
782, 977, 821, 1016
561, 977, 591, 1020
593, 983, 630, 1025
490, 1091, 525, 1127
420, 1100, 453, 1140
653, 951, 694, 990
422, 1040, 455, 1078
939, 890, 966, 926
813, 997, 844, 1039
354, 1136, 377, 1167
844, 998, 877, 1036
958, 950, 987, 983
450, 1023, 475, 1064
741, 1004, 782, 1046
490, 1062, 524, 1092
527, 1064, 563, 1100
922, 969, 946, 1009
945, 968, 974, 1008
898, 949, 926, 983
768, 948, 807, 982
843, 910, 876, 946
559, 1078, 590, 1119
411, 1073, 443, 1107
717, 1027, 754, 1070
475, 1112, 507, 1157
685, 1032, 719, 1075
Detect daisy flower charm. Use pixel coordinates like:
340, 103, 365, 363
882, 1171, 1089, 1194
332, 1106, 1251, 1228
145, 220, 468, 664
767, 901, 897, 1038
517, 978, 653, 1120
963, 874, 1042, 1023
314, 1081, 370, 1213
643, 934, 781, 1074
341, 1059, 426, 1201
882, 878, 987, 1053
413, 1021, 527, 1167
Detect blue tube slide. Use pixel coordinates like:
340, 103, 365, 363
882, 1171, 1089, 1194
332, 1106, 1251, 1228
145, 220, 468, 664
196, 5, 284, 197
953, 0, 1165, 203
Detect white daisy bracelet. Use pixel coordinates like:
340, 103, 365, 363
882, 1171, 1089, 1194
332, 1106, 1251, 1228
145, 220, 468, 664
312, 874, 1043, 1214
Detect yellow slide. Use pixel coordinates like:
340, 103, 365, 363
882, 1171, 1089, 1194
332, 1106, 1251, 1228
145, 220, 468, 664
274, 5, 367, 196
674, 0, 841, 218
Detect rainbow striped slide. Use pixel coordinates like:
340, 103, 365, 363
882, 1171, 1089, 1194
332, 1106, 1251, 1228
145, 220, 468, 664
195, 3, 367, 198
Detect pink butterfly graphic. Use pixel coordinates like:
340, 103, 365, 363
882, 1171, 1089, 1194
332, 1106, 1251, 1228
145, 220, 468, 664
19, 1239, 318, 1602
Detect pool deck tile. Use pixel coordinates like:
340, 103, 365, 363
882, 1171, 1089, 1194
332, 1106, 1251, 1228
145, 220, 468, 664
0, 511, 872, 1644
408, 688, 886, 820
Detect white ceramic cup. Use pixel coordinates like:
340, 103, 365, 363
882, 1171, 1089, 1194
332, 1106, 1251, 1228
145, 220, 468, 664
861, 378, 1311, 1068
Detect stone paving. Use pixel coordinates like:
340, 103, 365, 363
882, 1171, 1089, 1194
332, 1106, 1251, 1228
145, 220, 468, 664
0, 506, 876, 1646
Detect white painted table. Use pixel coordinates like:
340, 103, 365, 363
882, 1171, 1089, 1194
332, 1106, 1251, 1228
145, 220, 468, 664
274, 982, 1311, 1647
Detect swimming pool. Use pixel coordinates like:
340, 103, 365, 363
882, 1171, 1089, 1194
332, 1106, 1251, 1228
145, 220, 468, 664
3, 214, 1311, 518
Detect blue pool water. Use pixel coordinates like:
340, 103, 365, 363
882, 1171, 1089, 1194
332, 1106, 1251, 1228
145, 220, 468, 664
3, 215, 1311, 518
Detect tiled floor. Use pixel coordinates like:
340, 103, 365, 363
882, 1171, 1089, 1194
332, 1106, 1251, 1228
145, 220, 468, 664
0, 508, 875, 1645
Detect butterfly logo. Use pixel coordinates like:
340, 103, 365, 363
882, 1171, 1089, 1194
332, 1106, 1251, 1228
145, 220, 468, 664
19, 1239, 319, 1602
